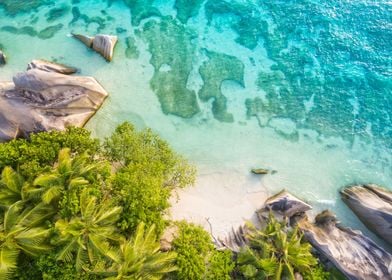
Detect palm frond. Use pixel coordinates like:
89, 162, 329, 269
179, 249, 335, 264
0, 247, 19, 280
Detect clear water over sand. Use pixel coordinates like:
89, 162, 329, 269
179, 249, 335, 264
0, 0, 391, 241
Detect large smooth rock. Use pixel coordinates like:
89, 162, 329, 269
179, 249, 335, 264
262, 190, 312, 218
73, 33, 117, 61
27, 59, 77, 75
0, 67, 108, 142
72, 33, 94, 48
0, 51, 6, 65
298, 210, 392, 280
341, 184, 392, 244
92, 35, 118, 62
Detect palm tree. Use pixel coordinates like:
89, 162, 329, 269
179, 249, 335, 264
0, 201, 53, 279
237, 214, 318, 279
27, 148, 105, 214
92, 222, 177, 280
0, 167, 27, 208
53, 189, 122, 270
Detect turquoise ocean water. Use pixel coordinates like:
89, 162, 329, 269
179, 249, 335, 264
0, 0, 391, 244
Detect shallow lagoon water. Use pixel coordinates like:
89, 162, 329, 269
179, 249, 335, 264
0, 0, 391, 245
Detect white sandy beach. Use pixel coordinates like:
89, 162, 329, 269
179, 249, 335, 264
170, 167, 270, 238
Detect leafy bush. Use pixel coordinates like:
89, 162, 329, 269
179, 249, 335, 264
0, 127, 99, 180
171, 222, 234, 280
105, 123, 196, 234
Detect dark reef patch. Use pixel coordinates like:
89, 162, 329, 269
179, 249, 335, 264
123, 0, 161, 26
175, 0, 204, 24
198, 51, 245, 123
140, 17, 200, 118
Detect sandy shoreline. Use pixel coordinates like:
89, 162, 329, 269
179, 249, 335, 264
170, 168, 270, 238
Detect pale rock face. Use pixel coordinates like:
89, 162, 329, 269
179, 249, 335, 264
0, 62, 108, 142
73, 33, 118, 61
0, 51, 6, 65
92, 35, 118, 61
341, 184, 392, 244
298, 210, 392, 280
27, 59, 78, 75
262, 190, 312, 217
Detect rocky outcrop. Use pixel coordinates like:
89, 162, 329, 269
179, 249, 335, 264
0, 62, 108, 142
73, 33, 118, 61
341, 184, 392, 244
27, 59, 78, 75
0, 51, 6, 65
298, 210, 392, 280
261, 190, 312, 218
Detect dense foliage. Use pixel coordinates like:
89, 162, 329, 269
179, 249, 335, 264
171, 222, 234, 280
236, 215, 329, 280
0, 123, 330, 279
0, 123, 194, 279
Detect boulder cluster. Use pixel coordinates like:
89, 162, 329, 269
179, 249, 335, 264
0, 60, 108, 142
221, 188, 392, 280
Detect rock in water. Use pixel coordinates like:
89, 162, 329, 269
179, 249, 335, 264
73, 33, 117, 61
298, 210, 392, 280
0, 66, 108, 142
251, 168, 269, 174
72, 33, 94, 48
341, 184, 392, 244
0, 51, 6, 65
27, 59, 77, 75
92, 34, 118, 61
261, 190, 312, 218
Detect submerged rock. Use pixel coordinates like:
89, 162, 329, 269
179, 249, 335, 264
251, 168, 270, 175
0, 51, 6, 65
27, 60, 77, 75
262, 190, 312, 218
341, 184, 392, 244
0, 65, 108, 142
73, 33, 118, 61
298, 210, 392, 280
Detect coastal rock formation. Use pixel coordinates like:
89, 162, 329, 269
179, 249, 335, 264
73, 33, 118, 61
298, 210, 392, 280
341, 184, 392, 244
27, 59, 77, 75
0, 51, 6, 65
261, 190, 312, 218
0, 63, 108, 142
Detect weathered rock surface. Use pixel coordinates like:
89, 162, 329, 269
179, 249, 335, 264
298, 210, 392, 280
217, 225, 248, 252
0, 65, 108, 142
72, 33, 94, 48
341, 184, 392, 244
92, 35, 118, 61
261, 190, 312, 218
27, 59, 78, 75
0, 51, 6, 65
73, 33, 118, 61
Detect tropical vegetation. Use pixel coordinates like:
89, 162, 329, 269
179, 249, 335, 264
0, 123, 332, 279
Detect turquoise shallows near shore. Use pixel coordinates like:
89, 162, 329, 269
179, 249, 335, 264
0, 0, 391, 245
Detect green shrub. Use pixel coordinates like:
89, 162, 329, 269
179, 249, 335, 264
171, 222, 234, 280
0, 127, 99, 180
105, 122, 195, 234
